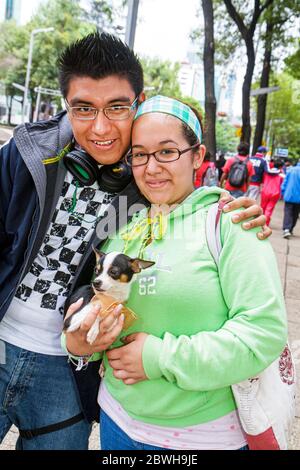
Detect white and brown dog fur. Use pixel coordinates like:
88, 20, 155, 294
63, 248, 154, 344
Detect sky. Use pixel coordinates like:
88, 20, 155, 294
133, 0, 201, 62
20, 0, 201, 62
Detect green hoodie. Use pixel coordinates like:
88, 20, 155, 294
100, 187, 287, 427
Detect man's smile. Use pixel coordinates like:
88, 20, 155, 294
90, 139, 117, 149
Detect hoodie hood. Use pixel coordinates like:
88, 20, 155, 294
131, 186, 224, 222
12, 111, 72, 213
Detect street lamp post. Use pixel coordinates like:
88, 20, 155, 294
22, 27, 54, 123
125, 0, 139, 49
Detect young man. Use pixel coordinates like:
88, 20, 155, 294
0, 32, 269, 450
220, 142, 254, 198
247, 146, 269, 201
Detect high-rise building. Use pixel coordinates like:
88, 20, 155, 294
0, 0, 45, 25
0, 0, 21, 23
216, 67, 238, 122
178, 61, 204, 105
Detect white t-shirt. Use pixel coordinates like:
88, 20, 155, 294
0, 172, 114, 355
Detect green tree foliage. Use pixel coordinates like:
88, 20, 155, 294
141, 57, 204, 123
285, 41, 300, 80
216, 119, 239, 153
141, 57, 182, 99
265, 72, 300, 159
0, 0, 118, 114
180, 95, 204, 118
82, 0, 126, 33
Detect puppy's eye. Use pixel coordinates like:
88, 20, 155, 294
108, 267, 120, 279
94, 267, 101, 276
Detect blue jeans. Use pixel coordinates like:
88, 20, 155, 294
0, 341, 91, 449
229, 189, 245, 198
100, 410, 248, 451
283, 202, 300, 232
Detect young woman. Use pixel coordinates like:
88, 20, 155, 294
65, 96, 287, 450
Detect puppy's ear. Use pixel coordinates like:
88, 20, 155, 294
130, 258, 155, 273
92, 246, 105, 263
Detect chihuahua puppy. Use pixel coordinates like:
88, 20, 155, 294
63, 248, 154, 344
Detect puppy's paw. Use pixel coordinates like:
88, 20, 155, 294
87, 317, 101, 345
64, 304, 92, 332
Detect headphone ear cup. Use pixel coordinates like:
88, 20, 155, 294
63, 149, 99, 186
98, 162, 132, 193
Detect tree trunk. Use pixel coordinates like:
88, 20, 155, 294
223, 0, 275, 145
252, 19, 273, 154
201, 0, 217, 159
6, 94, 13, 126
241, 39, 255, 144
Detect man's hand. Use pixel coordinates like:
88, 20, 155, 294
65, 298, 124, 356
219, 193, 272, 240
106, 332, 148, 385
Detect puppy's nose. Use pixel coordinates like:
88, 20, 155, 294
92, 280, 103, 291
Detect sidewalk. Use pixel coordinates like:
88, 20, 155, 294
0, 200, 299, 450
0, 125, 14, 146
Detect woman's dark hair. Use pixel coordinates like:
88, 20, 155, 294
58, 32, 144, 98
237, 142, 250, 156
204, 151, 212, 161
274, 159, 284, 169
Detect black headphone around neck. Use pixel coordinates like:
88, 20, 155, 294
63, 144, 132, 193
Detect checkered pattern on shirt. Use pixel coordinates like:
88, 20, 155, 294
15, 173, 115, 312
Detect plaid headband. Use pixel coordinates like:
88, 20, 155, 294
134, 95, 202, 143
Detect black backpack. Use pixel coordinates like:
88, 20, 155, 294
228, 156, 249, 187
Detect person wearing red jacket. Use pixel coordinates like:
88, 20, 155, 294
261, 160, 285, 226
194, 151, 218, 188
220, 142, 254, 197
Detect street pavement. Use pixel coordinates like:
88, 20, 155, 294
0, 126, 13, 146
0, 200, 299, 450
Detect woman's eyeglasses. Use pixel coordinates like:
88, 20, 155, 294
125, 143, 200, 167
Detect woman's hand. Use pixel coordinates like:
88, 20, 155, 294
65, 298, 124, 356
219, 193, 272, 240
106, 332, 148, 385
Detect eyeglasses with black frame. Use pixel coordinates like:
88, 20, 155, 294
125, 143, 200, 167
65, 96, 139, 121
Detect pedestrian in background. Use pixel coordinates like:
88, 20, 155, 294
215, 152, 226, 182
261, 160, 285, 226
220, 142, 254, 197
194, 151, 218, 188
247, 146, 269, 201
283, 159, 293, 175
282, 160, 300, 238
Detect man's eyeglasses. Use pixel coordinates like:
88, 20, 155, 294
125, 144, 200, 167
65, 96, 139, 121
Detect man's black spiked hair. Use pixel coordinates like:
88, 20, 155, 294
59, 32, 144, 98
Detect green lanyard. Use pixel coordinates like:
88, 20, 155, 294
121, 212, 167, 258
67, 181, 108, 224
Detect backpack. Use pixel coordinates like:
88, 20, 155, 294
205, 201, 296, 450
203, 164, 219, 187
228, 156, 249, 187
